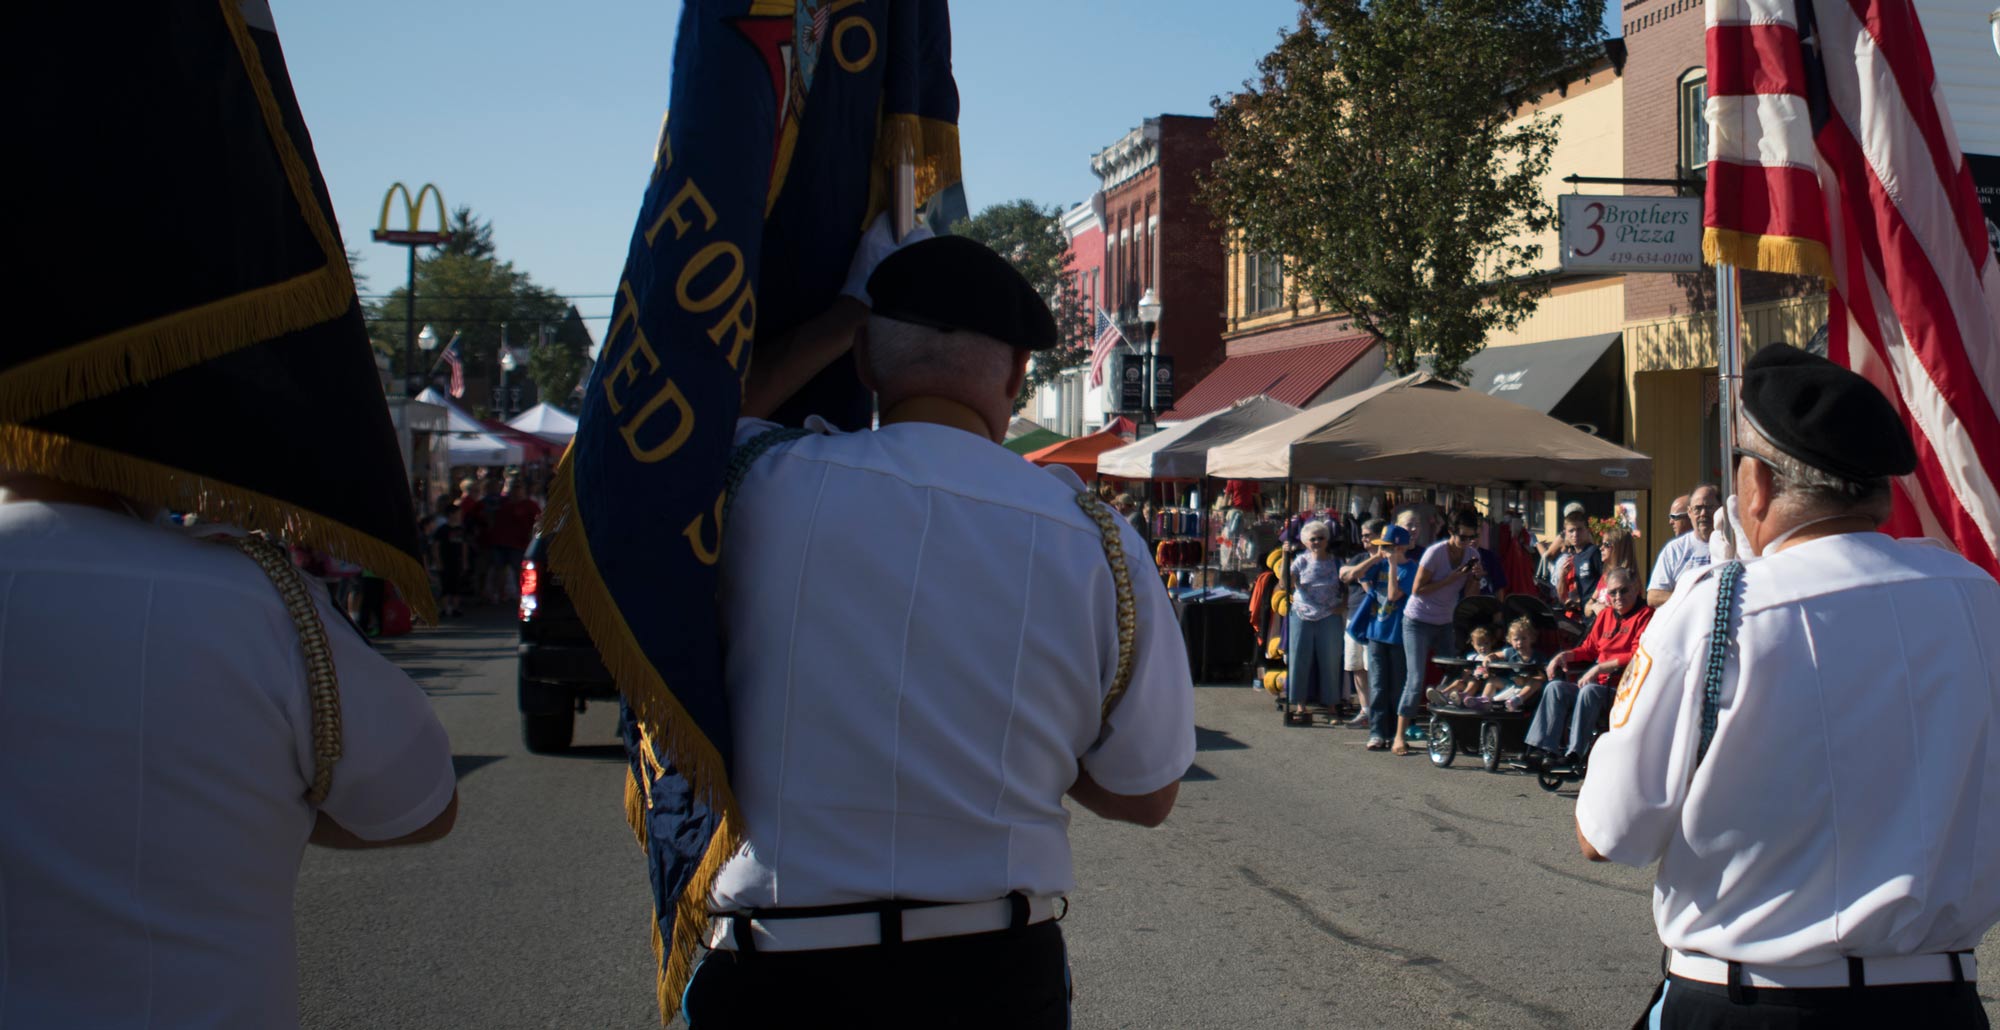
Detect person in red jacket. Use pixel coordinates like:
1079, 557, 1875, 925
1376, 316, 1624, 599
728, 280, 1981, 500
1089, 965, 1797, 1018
485, 478, 541, 600
1523, 566, 1652, 766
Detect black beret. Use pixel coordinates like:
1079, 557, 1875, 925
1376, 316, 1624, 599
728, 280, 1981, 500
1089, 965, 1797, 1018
1741, 343, 1917, 481
865, 235, 1059, 351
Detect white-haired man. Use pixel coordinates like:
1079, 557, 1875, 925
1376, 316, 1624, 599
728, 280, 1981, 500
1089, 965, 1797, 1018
1578, 344, 2000, 1027
685, 234, 1195, 1028
1647, 483, 1720, 607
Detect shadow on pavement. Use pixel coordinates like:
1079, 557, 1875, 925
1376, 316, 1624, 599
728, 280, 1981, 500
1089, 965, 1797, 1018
1195, 726, 1248, 752
1181, 764, 1218, 782
452, 754, 505, 780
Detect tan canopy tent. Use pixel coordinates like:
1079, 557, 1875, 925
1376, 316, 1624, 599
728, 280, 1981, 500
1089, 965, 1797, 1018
1096, 395, 1301, 480
1206, 374, 1651, 489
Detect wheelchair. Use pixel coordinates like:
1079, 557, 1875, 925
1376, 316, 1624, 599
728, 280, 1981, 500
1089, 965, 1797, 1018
1527, 682, 1612, 792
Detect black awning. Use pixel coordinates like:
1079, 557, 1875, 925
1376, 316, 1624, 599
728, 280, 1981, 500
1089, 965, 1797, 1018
1377, 332, 1622, 415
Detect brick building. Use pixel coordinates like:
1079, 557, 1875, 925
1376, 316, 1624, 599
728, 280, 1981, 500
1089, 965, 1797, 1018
1029, 200, 1107, 437
1090, 115, 1228, 416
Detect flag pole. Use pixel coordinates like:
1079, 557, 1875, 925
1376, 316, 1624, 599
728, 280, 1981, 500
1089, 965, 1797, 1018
893, 159, 916, 242
1714, 260, 1742, 535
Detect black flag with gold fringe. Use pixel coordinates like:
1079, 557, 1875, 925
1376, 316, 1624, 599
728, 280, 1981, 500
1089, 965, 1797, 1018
3, 0, 432, 620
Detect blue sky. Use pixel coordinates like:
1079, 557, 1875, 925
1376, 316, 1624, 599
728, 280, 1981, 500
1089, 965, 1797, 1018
278, 1, 1619, 344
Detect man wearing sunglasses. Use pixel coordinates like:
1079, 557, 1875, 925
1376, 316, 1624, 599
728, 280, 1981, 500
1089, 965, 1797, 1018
1666, 495, 1692, 537
1576, 344, 2000, 1028
1647, 485, 1719, 607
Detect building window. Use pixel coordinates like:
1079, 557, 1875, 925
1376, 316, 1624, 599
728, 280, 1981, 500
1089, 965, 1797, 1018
1246, 251, 1284, 314
1678, 70, 1709, 178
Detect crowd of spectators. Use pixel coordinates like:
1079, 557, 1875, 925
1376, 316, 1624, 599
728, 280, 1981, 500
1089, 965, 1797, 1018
1286, 483, 1721, 767
423, 471, 544, 618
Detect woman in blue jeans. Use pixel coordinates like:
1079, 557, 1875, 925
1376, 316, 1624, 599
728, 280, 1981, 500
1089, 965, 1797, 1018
1399, 508, 1486, 753
1343, 523, 1417, 751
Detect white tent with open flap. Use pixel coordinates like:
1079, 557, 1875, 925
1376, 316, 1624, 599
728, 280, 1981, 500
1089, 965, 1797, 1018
506, 402, 579, 445
417, 387, 526, 467
1096, 395, 1301, 480
1206, 374, 1651, 489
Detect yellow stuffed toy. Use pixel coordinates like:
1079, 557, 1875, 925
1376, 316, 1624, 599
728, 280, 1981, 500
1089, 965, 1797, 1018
1261, 669, 1287, 696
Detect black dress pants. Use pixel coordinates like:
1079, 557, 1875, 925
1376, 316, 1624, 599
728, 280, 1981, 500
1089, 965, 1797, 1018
683, 921, 1070, 1029
1640, 974, 1989, 1029
684, 924, 1072, 1024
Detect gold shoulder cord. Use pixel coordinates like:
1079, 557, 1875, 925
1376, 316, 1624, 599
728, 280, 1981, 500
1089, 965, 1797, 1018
1073, 492, 1137, 724
229, 533, 343, 804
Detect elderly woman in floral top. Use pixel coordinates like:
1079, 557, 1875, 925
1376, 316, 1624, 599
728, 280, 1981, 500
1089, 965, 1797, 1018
1284, 520, 1346, 725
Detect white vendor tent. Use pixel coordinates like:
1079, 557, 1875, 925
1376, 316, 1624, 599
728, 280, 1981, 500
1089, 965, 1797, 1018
417, 387, 526, 467
506, 402, 579, 445
1096, 395, 1300, 480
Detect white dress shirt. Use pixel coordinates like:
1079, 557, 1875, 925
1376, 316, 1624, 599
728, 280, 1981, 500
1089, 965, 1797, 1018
1579, 533, 2000, 965
713, 417, 1196, 911
0, 502, 456, 1029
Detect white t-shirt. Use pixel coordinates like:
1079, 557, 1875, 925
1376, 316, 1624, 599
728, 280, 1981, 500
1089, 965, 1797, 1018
1646, 531, 1710, 595
713, 418, 1196, 910
0, 503, 455, 1029
1578, 533, 2000, 964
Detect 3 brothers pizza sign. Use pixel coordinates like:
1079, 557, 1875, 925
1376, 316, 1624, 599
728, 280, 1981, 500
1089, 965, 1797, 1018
1560, 194, 1705, 273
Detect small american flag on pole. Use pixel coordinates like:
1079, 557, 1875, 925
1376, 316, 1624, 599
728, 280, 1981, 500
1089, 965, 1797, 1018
438, 333, 466, 398
1089, 306, 1128, 388
1703, 0, 2000, 580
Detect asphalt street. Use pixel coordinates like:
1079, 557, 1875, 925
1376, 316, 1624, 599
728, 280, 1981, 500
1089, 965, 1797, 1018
298, 612, 2000, 1028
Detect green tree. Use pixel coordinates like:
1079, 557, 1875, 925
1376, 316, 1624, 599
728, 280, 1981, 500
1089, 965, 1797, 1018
438, 205, 496, 259
345, 247, 368, 293
525, 306, 593, 409
1202, 0, 1605, 382
949, 199, 1090, 409
365, 208, 568, 411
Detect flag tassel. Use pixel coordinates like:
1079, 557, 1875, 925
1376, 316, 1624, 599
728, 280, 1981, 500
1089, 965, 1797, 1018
0, 424, 437, 625
541, 451, 744, 1023
1700, 227, 1833, 282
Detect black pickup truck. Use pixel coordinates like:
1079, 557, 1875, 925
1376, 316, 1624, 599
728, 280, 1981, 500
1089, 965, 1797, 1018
516, 534, 617, 752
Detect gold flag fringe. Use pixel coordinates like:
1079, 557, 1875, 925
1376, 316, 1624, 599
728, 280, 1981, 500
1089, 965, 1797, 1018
624, 766, 649, 847
540, 453, 744, 1024
867, 115, 963, 225
1701, 227, 1833, 281
0, 0, 359, 426
0, 424, 438, 625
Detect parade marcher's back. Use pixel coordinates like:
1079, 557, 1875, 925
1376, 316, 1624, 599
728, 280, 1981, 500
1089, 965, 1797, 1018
686, 232, 1194, 1029
717, 413, 1190, 908
0, 494, 457, 1029
1578, 344, 1998, 1028
1587, 532, 2000, 963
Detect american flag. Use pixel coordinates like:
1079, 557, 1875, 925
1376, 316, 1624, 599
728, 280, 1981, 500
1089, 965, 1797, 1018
1703, 0, 2000, 579
1089, 306, 1128, 388
438, 333, 466, 398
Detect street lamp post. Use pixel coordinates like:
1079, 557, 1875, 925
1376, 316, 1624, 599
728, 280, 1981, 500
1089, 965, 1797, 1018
1137, 287, 1163, 430
416, 324, 439, 391
497, 322, 517, 421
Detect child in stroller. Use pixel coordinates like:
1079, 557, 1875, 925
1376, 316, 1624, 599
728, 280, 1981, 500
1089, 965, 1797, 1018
1482, 617, 1548, 711
1427, 625, 1501, 709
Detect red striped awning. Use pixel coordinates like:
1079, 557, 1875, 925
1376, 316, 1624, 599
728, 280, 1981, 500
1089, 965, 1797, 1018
1163, 334, 1373, 420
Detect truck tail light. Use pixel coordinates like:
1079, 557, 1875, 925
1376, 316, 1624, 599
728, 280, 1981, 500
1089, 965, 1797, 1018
519, 560, 540, 620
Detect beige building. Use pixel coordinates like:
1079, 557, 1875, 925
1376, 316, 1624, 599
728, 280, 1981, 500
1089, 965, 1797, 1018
1189, 46, 1631, 537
